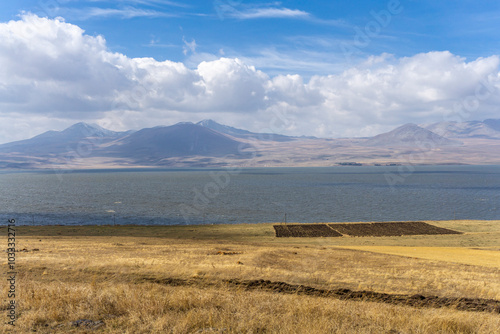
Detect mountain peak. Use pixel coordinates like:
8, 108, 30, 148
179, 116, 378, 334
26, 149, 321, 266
364, 123, 461, 147
175, 121, 195, 126
196, 119, 298, 142
68, 121, 94, 128
196, 119, 232, 130
62, 122, 117, 138
197, 119, 254, 136
391, 123, 427, 135
0, 122, 124, 156
197, 119, 218, 126
398, 123, 421, 129
109, 122, 249, 160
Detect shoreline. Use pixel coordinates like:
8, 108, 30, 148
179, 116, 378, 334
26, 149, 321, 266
1, 162, 497, 172
6, 219, 500, 248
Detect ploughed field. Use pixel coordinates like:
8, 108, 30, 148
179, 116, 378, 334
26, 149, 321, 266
273, 223, 343, 237
274, 221, 462, 237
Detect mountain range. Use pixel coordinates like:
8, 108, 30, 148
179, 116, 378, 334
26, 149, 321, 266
422, 119, 500, 139
0, 122, 129, 156
0, 118, 499, 168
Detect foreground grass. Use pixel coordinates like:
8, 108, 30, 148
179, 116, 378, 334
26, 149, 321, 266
8, 279, 500, 334
1, 220, 500, 333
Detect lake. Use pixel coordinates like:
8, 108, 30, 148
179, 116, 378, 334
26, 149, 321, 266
1, 165, 499, 225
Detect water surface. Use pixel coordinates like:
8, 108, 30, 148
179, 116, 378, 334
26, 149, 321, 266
1, 165, 499, 225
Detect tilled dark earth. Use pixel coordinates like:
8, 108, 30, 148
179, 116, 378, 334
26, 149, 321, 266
225, 279, 500, 314
273, 224, 343, 237
274, 222, 462, 237
142, 277, 500, 314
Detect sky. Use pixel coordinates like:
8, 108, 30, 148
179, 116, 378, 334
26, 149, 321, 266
0, 0, 500, 143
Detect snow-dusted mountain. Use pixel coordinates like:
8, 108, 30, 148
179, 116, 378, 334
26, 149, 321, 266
197, 119, 297, 142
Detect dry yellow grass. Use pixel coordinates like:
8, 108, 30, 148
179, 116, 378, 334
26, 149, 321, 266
1, 220, 499, 333
6, 279, 500, 334
337, 246, 500, 268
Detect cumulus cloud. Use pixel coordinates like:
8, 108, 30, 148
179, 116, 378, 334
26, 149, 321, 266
0, 14, 129, 116
0, 14, 500, 143
308, 51, 500, 134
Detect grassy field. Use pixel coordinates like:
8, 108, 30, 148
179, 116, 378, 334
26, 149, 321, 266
1, 220, 500, 333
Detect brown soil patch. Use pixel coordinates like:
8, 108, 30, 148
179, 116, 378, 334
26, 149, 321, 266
273, 222, 461, 237
225, 279, 500, 314
273, 224, 342, 237
142, 276, 500, 313
328, 222, 462, 237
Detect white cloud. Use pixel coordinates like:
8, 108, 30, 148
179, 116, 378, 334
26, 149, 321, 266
43, 0, 187, 20
0, 15, 500, 143
306, 51, 500, 136
213, 3, 310, 21
0, 14, 128, 116
112, 0, 188, 7
196, 58, 269, 111
230, 7, 310, 20
213, 3, 343, 26
85, 7, 172, 19
239, 47, 347, 77
182, 37, 197, 55
64, 6, 176, 19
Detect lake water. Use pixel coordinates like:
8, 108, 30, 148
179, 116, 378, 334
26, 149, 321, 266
1, 165, 499, 226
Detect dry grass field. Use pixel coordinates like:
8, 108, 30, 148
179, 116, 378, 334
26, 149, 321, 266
1, 220, 500, 333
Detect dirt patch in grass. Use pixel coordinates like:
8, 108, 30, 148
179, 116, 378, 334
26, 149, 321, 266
274, 222, 461, 237
273, 224, 343, 237
140, 276, 500, 314
225, 279, 500, 314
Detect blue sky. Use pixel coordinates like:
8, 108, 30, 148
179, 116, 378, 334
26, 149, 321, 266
3, 0, 499, 74
0, 1, 500, 142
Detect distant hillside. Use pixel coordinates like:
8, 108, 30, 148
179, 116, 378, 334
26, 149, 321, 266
423, 119, 500, 139
197, 119, 297, 142
196, 120, 254, 137
363, 123, 462, 147
102, 122, 249, 162
0, 122, 127, 156
1, 119, 499, 168
484, 119, 500, 132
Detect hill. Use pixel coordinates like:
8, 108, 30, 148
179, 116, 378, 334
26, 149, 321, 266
423, 119, 500, 139
197, 119, 297, 142
100, 122, 250, 163
363, 123, 462, 147
0, 122, 127, 156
